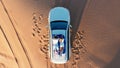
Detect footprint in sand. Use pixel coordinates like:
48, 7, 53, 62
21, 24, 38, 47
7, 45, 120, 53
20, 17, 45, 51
32, 12, 43, 37
39, 40, 42, 43
38, 14, 43, 21
0, 63, 5, 68
40, 45, 48, 54
32, 13, 37, 21
71, 30, 87, 67
32, 33, 35, 37
38, 33, 50, 60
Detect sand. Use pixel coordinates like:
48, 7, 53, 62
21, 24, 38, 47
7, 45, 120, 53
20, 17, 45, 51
0, 0, 120, 68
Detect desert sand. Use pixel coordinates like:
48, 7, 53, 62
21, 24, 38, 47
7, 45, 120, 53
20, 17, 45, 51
0, 0, 120, 68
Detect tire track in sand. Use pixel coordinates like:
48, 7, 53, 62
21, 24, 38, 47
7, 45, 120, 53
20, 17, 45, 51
0, 0, 32, 68
0, 26, 19, 68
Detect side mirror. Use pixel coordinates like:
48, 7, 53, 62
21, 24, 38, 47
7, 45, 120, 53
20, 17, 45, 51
70, 25, 72, 28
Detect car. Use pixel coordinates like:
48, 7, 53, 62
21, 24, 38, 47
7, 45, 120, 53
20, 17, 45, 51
48, 7, 71, 64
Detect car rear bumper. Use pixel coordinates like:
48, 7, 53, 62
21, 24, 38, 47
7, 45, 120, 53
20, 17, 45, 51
51, 59, 67, 64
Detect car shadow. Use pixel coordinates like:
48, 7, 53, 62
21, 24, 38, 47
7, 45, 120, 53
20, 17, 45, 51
54, 0, 88, 44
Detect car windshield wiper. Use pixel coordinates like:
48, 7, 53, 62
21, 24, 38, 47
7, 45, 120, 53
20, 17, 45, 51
50, 20, 67, 23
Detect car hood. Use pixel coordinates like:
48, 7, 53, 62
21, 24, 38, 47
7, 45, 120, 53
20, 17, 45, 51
49, 7, 70, 23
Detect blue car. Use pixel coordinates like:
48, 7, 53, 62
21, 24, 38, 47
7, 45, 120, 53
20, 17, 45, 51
48, 7, 71, 64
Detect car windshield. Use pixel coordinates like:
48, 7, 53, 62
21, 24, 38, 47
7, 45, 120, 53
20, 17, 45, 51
50, 21, 68, 30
